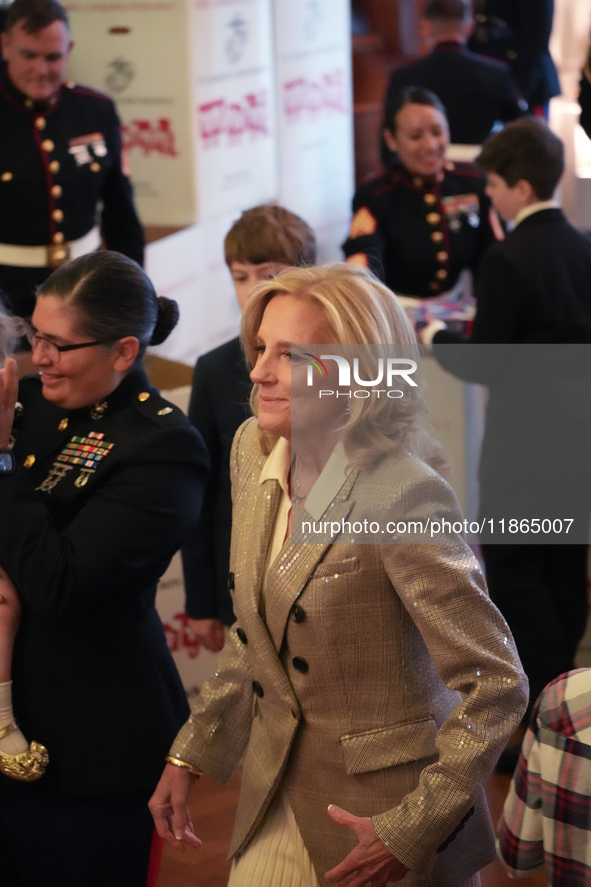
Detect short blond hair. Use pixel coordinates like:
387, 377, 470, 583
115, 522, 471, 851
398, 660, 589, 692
241, 263, 447, 472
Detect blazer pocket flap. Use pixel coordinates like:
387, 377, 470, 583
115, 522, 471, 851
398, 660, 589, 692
313, 556, 360, 579
339, 718, 438, 775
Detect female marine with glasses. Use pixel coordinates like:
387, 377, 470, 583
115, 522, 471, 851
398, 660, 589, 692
0, 252, 208, 887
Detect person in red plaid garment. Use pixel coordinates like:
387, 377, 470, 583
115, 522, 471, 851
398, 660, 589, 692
498, 668, 591, 885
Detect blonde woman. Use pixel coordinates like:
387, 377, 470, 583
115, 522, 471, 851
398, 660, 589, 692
151, 264, 527, 887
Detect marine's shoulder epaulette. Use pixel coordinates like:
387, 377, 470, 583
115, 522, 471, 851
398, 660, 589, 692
132, 388, 190, 427
445, 161, 485, 181
65, 81, 113, 104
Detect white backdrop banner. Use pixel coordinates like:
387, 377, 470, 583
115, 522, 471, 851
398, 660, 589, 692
192, 0, 279, 220
273, 0, 354, 261
65, 0, 278, 225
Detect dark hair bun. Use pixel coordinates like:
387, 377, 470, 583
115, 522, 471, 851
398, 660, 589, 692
150, 296, 180, 345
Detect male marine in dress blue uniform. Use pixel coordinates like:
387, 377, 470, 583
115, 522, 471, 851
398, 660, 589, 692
0, 0, 144, 318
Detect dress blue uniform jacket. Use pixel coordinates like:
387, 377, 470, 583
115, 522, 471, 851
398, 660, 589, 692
0, 368, 209, 795
384, 41, 522, 146
0, 62, 145, 317
468, 0, 560, 107
342, 160, 495, 297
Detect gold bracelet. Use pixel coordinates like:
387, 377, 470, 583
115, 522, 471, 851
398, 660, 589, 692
165, 755, 202, 778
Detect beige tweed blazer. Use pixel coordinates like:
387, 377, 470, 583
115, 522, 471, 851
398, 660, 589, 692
171, 418, 528, 886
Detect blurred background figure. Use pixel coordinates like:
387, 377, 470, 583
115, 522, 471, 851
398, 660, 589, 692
469, 0, 560, 117
343, 87, 496, 302
182, 204, 316, 653
0, 0, 144, 319
383, 0, 523, 157
498, 669, 591, 885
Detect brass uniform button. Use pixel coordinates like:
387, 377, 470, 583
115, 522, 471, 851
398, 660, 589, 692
424, 193, 436, 205
90, 162, 101, 173
436, 269, 448, 280
1, 172, 12, 182
426, 212, 441, 225
413, 177, 424, 188
51, 185, 62, 198
23, 455, 36, 469
58, 418, 69, 432
138, 392, 150, 402
52, 248, 67, 262
35, 117, 46, 130
507, 50, 518, 60
52, 208, 64, 222
49, 160, 60, 173
429, 282, 441, 292
53, 232, 65, 244
431, 231, 444, 243
436, 250, 449, 262
24, 98, 33, 109
42, 139, 54, 152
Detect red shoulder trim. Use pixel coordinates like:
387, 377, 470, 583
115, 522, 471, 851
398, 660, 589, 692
67, 83, 112, 103
447, 162, 484, 180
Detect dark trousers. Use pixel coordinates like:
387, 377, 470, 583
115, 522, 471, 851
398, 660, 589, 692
0, 781, 161, 887
481, 544, 589, 714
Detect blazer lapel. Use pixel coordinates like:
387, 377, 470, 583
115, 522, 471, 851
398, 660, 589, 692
264, 473, 357, 652
233, 475, 283, 616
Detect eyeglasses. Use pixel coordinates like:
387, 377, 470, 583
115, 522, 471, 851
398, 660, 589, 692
27, 331, 114, 363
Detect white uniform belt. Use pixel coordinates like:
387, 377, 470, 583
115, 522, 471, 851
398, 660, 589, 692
0, 227, 101, 269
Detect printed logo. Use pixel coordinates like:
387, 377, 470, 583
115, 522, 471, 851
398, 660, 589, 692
121, 118, 179, 157
199, 91, 269, 148
225, 14, 248, 64
105, 57, 135, 94
302, 352, 328, 384
283, 70, 347, 122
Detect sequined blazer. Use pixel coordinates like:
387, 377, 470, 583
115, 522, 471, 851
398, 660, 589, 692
171, 417, 528, 885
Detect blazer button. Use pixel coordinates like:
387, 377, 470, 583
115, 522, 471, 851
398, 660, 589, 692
252, 680, 264, 698
236, 628, 248, 645
291, 604, 306, 623
227, 572, 235, 591
292, 656, 309, 673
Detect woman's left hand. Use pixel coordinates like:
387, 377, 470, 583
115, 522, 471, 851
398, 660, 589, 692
325, 804, 408, 887
0, 357, 18, 449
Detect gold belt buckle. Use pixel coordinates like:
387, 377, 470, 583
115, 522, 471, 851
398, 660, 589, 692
46, 243, 71, 269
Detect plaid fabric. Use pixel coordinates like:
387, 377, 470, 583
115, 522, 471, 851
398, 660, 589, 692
498, 669, 591, 885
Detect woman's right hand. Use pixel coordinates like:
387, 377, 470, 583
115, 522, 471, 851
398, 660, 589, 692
148, 763, 202, 853
0, 357, 18, 449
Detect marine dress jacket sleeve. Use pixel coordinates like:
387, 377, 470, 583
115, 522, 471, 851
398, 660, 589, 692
171, 418, 527, 885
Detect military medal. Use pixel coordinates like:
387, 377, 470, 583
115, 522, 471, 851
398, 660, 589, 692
37, 432, 115, 493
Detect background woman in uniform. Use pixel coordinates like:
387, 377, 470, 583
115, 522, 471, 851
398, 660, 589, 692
0, 253, 209, 887
342, 87, 498, 301
150, 263, 527, 887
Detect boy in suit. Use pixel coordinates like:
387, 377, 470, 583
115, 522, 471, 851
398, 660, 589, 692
182, 205, 316, 652
426, 119, 591, 766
